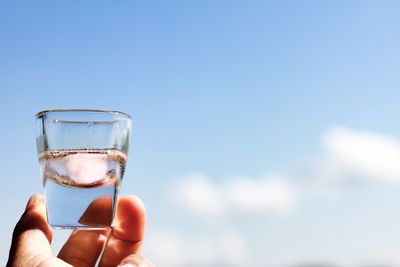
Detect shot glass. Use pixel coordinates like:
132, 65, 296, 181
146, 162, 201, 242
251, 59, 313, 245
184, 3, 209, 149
36, 109, 132, 229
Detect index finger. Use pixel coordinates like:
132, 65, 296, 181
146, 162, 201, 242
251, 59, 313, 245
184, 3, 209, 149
99, 195, 146, 267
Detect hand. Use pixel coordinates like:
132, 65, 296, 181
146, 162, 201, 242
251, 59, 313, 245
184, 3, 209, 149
7, 194, 155, 267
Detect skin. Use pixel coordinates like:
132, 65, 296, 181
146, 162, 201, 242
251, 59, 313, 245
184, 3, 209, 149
7, 194, 155, 267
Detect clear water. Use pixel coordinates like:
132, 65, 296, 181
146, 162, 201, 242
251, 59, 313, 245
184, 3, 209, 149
39, 149, 127, 229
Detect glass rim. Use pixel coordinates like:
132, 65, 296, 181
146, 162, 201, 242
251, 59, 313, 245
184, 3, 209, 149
35, 109, 132, 121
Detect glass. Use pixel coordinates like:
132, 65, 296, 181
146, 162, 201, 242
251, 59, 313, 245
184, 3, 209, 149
35, 109, 132, 229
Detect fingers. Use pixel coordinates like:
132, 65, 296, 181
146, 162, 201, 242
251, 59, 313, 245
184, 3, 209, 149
117, 254, 155, 267
58, 229, 109, 267
58, 196, 112, 267
7, 194, 53, 266
99, 195, 146, 267
7, 194, 150, 267
112, 195, 146, 244
78, 196, 113, 227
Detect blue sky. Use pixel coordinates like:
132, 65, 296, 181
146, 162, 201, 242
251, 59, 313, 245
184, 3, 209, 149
2, 1, 400, 266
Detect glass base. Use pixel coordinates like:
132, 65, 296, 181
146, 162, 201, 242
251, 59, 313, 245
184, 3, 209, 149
51, 225, 111, 230
45, 178, 117, 230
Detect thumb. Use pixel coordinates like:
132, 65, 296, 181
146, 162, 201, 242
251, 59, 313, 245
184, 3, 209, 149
7, 194, 53, 266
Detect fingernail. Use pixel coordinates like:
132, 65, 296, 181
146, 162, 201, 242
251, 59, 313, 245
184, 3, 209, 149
118, 264, 137, 267
26, 194, 44, 210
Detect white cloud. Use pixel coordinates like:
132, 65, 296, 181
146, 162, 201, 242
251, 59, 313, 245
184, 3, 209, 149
361, 247, 400, 267
144, 228, 248, 267
144, 229, 186, 267
169, 127, 400, 219
226, 176, 296, 213
322, 126, 400, 182
169, 173, 225, 217
158, 126, 400, 267
218, 230, 249, 266
169, 174, 296, 217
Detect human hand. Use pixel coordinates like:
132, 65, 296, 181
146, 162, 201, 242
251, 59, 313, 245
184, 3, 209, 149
7, 194, 154, 267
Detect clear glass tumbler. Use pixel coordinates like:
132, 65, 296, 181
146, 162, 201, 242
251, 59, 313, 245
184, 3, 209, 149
36, 109, 132, 229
